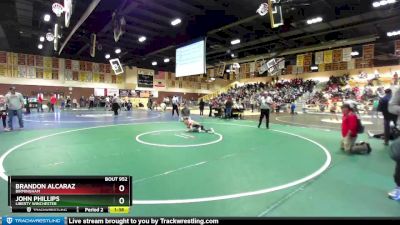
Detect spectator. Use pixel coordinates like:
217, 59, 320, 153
225, 97, 233, 119
89, 94, 95, 109
50, 94, 57, 112
340, 104, 358, 153
37, 92, 43, 113
111, 94, 120, 116
258, 94, 272, 129
378, 89, 398, 145
0, 95, 7, 130
199, 99, 205, 116
4, 87, 24, 132
181, 104, 191, 119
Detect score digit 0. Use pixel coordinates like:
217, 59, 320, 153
119, 197, 125, 205
119, 185, 125, 192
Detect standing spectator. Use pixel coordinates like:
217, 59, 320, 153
250, 97, 255, 113
258, 94, 272, 129
0, 95, 7, 130
37, 92, 43, 113
4, 87, 24, 131
127, 100, 132, 111
388, 87, 400, 201
89, 94, 95, 109
209, 100, 213, 117
225, 97, 233, 119
50, 94, 57, 112
340, 104, 358, 153
290, 102, 296, 115
111, 94, 121, 116
172, 96, 179, 117
378, 89, 397, 146
80, 96, 85, 108
199, 99, 205, 116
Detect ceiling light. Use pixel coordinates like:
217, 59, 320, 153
115, 48, 121, 54
231, 53, 235, 58
307, 17, 323, 25
46, 33, 54, 42
39, 36, 45, 42
105, 54, 110, 59
171, 18, 182, 26
138, 36, 146, 42
38, 44, 43, 49
164, 58, 170, 63
373, 2, 381, 7
231, 39, 241, 45
44, 14, 51, 22
152, 61, 157, 66
372, 0, 396, 7
351, 51, 359, 56
387, 30, 400, 37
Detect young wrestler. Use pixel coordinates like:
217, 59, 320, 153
183, 117, 214, 133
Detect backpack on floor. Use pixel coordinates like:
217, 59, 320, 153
351, 141, 371, 155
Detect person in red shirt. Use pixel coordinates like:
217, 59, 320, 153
50, 94, 57, 113
341, 104, 358, 153
37, 93, 43, 113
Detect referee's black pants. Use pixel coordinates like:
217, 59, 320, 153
258, 109, 270, 129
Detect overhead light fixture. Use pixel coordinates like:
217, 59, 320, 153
39, 36, 45, 42
351, 51, 360, 56
311, 66, 319, 71
231, 39, 241, 45
43, 14, 51, 22
256, 3, 269, 16
306, 17, 323, 25
115, 48, 121, 54
231, 53, 235, 58
171, 18, 182, 26
372, 0, 396, 7
226, 69, 231, 73
152, 61, 157, 66
387, 30, 400, 37
164, 58, 170, 63
105, 54, 110, 59
46, 33, 54, 42
138, 36, 146, 42
38, 44, 43, 49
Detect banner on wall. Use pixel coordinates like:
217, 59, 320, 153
315, 51, 324, 65
0, 51, 7, 64
348, 59, 355, 70
106, 88, 119, 96
94, 88, 106, 97
72, 60, 79, 71
36, 68, 44, 79
52, 57, 59, 68
0, 64, 6, 76
18, 54, 26, 65
333, 49, 342, 63
64, 70, 72, 80
27, 55, 35, 66
303, 53, 312, 66
296, 54, 304, 67
79, 72, 87, 82
342, 47, 352, 62
324, 50, 333, 64
35, 56, 43, 67
52, 70, 59, 80
93, 73, 100, 83
18, 66, 26, 78
363, 44, 374, 60
395, 40, 400, 57
44, 57, 52, 68
44, 69, 52, 79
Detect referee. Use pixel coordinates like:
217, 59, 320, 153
258, 93, 273, 129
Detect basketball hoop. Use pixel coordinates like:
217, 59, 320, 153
52, 3, 64, 17
257, 3, 269, 16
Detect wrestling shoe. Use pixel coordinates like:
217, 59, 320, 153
367, 130, 374, 138
388, 187, 400, 200
4, 128, 11, 132
209, 128, 215, 133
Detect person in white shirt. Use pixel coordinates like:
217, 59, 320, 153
4, 87, 24, 131
89, 94, 95, 109
258, 94, 273, 129
0, 95, 7, 130
172, 96, 180, 117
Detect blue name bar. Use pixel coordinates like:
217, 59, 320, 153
2, 217, 65, 225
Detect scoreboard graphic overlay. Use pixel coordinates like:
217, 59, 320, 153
8, 176, 132, 214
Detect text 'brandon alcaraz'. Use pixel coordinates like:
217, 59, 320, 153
14, 183, 76, 194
